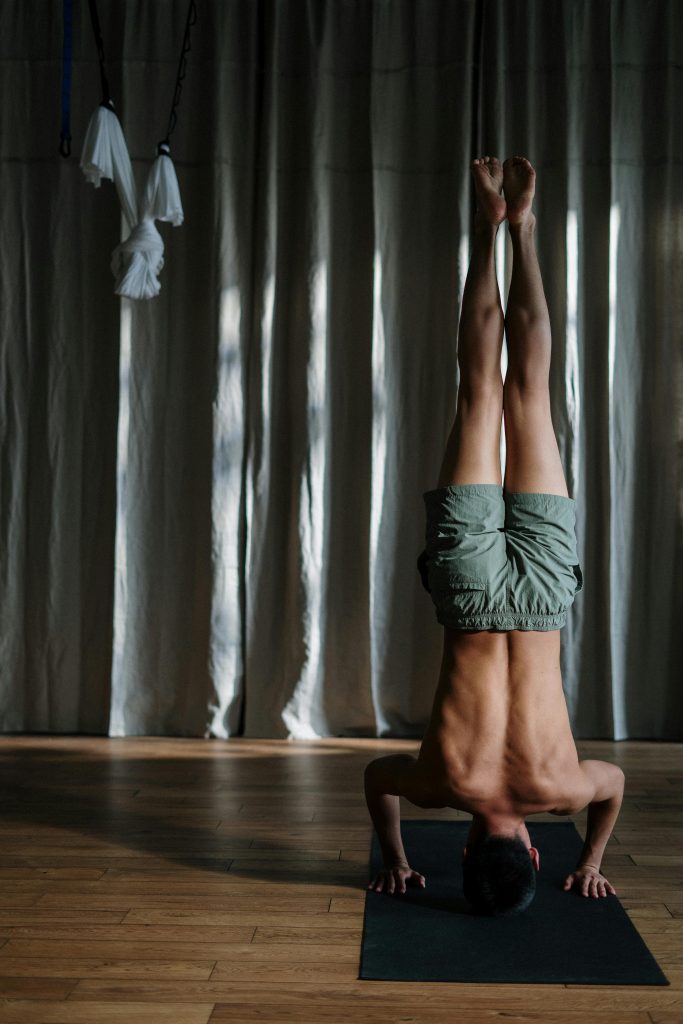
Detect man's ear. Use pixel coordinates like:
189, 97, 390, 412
462, 846, 468, 859
529, 846, 540, 871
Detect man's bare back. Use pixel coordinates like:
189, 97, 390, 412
415, 628, 587, 817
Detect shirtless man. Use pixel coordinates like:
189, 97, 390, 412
364, 156, 625, 916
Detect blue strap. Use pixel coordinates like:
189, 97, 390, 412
59, 0, 73, 156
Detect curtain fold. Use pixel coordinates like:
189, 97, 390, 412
1, 0, 681, 740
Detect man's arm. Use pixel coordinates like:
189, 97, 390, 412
363, 754, 415, 866
363, 754, 428, 894
563, 759, 625, 898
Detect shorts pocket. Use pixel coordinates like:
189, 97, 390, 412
428, 563, 488, 594
443, 572, 488, 593
429, 568, 489, 621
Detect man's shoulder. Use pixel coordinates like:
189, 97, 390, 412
546, 766, 595, 815
548, 760, 625, 814
576, 759, 625, 801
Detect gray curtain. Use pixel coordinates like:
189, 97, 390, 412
1, 0, 681, 740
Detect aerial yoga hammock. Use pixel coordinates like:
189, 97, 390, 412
59, 0, 198, 299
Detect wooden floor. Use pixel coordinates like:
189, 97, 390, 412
0, 737, 680, 1023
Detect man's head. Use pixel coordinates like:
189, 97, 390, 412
462, 832, 537, 916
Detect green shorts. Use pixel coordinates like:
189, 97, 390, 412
417, 483, 584, 631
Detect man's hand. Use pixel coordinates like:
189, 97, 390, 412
368, 860, 426, 895
563, 864, 617, 898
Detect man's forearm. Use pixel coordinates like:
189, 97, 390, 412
364, 775, 408, 867
577, 792, 623, 871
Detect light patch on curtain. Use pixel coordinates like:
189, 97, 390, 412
246, 272, 275, 574
207, 284, 245, 737
110, 295, 132, 734
608, 204, 620, 429
565, 209, 581, 495
282, 260, 328, 738
458, 231, 470, 304
608, 201, 623, 739
260, 275, 274, 471
368, 248, 386, 728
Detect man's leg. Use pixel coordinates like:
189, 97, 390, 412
502, 157, 569, 497
436, 157, 506, 488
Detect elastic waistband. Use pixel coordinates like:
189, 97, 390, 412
423, 483, 575, 505
504, 490, 576, 506
441, 610, 568, 631
423, 483, 503, 501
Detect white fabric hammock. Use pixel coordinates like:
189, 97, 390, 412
80, 104, 184, 299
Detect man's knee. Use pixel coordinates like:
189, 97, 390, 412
457, 372, 505, 404
503, 372, 550, 406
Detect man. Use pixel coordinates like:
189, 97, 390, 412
364, 156, 625, 916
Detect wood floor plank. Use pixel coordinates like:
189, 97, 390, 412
0, 912, 125, 926
250, 925, 362, 944
209, 961, 358, 983
622, 903, 675, 919
0, 859, 234, 874
0, 956, 215, 978
207, 1007, 651, 1023
0, 977, 77, 999
0, 869, 106, 881
64, 978, 683, 1011
630, 856, 683, 867
122, 910, 362, 929
328, 898, 364, 913
0, 938, 280, 959
0, 1003, 214, 1023
225, 859, 365, 874
0, 878, 363, 897
33, 884, 356, 904
0, 933, 358, 957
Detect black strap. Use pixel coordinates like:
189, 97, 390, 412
157, 0, 198, 154
87, 0, 114, 110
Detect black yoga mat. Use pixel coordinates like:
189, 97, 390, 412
359, 820, 669, 984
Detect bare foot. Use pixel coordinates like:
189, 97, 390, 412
503, 156, 536, 225
471, 156, 506, 227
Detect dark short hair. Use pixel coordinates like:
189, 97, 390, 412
462, 834, 536, 916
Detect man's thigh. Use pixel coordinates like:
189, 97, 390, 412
437, 385, 504, 488
502, 381, 569, 497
